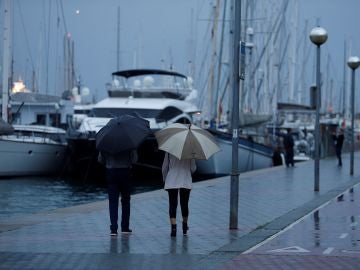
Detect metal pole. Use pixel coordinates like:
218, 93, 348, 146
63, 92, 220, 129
342, 41, 347, 116
230, 0, 241, 229
314, 45, 321, 192
350, 68, 355, 175
1, 0, 11, 122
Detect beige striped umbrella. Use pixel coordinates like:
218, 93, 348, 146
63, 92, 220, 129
155, 123, 221, 160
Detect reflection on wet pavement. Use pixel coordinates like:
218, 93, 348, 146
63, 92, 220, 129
247, 184, 360, 256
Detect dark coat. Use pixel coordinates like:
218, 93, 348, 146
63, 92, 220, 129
283, 133, 294, 151
332, 134, 344, 150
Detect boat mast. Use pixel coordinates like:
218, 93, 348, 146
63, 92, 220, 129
214, 0, 228, 125
299, 20, 309, 104
2, 0, 11, 122
244, 0, 252, 112
188, 8, 196, 79
116, 6, 121, 70
324, 54, 330, 113
288, 0, 298, 103
207, 0, 220, 121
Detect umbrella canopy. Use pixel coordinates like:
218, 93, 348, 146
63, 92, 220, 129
96, 114, 151, 154
155, 123, 220, 160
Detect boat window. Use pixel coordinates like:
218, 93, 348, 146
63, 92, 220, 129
74, 109, 91, 114
13, 130, 66, 144
132, 75, 185, 89
36, 114, 46, 125
112, 74, 188, 91
49, 113, 61, 127
47, 133, 66, 144
91, 108, 161, 118
14, 130, 31, 138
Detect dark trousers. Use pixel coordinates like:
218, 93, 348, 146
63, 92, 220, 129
285, 148, 294, 167
167, 188, 191, 219
336, 147, 342, 166
106, 168, 131, 231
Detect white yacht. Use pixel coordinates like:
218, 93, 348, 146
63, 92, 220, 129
66, 69, 200, 180
0, 123, 68, 176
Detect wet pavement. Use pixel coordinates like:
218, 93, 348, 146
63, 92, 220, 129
247, 185, 360, 257
1, 153, 360, 269
221, 184, 360, 270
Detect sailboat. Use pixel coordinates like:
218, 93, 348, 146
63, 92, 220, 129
194, 0, 274, 176
0, 0, 68, 177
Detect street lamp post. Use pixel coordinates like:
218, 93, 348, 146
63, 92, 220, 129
347, 56, 360, 175
229, 0, 241, 230
309, 27, 328, 192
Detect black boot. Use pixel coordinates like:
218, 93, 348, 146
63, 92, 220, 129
171, 224, 177, 237
182, 222, 188, 235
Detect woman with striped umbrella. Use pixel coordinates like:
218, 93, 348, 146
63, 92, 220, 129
155, 123, 220, 237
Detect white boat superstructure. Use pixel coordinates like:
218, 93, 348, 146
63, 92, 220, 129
79, 98, 199, 134
77, 69, 199, 135
0, 125, 68, 176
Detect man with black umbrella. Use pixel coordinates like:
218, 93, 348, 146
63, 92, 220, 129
96, 115, 151, 236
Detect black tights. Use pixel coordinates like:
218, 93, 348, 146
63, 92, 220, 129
167, 188, 191, 219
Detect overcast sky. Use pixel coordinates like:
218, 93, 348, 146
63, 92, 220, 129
1, 0, 360, 108
2, 0, 207, 100
298, 0, 360, 78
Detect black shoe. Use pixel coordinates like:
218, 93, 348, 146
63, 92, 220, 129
110, 230, 118, 236
182, 222, 189, 235
171, 224, 177, 237
121, 228, 132, 234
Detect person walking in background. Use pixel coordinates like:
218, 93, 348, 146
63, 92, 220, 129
162, 152, 196, 237
332, 128, 345, 167
283, 128, 295, 167
98, 149, 138, 236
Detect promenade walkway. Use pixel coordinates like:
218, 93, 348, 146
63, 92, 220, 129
1, 152, 360, 269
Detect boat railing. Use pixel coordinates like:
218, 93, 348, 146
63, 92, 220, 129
1, 131, 66, 145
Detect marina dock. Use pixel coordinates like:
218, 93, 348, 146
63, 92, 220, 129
1, 152, 360, 269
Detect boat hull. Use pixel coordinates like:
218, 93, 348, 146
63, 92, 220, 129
196, 131, 273, 176
0, 140, 67, 176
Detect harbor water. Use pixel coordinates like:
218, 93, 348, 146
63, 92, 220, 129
0, 175, 163, 220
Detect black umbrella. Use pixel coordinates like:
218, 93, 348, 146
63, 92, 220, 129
96, 114, 151, 154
